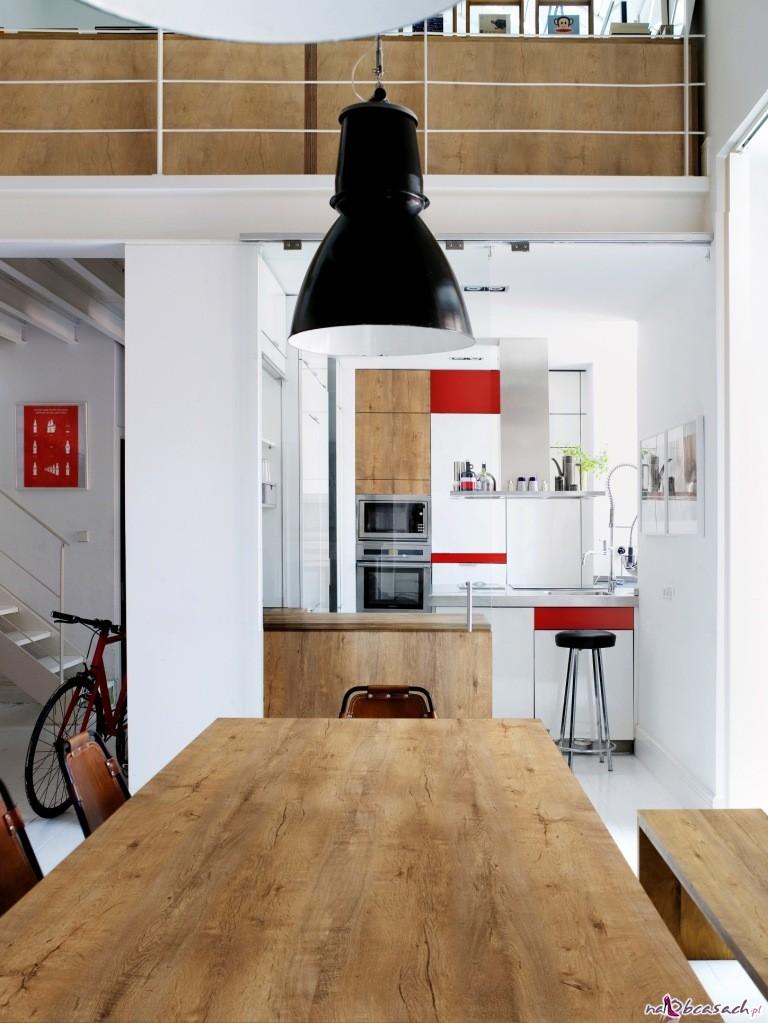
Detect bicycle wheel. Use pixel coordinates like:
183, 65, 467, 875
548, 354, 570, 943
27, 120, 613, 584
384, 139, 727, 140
25, 674, 104, 819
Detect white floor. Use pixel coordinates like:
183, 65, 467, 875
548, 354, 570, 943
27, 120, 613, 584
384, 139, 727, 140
1, 703, 766, 1014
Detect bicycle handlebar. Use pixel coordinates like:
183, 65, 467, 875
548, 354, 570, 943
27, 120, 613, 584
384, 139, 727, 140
51, 611, 121, 634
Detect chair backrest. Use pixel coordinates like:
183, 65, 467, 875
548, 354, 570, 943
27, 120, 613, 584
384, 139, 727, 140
58, 731, 130, 838
339, 685, 437, 719
0, 779, 42, 917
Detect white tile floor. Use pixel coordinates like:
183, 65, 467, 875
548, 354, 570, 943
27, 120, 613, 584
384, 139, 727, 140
1, 703, 766, 1014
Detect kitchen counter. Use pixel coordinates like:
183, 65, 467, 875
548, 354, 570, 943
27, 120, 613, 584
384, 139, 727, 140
264, 610, 490, 631
431, 585, 638, 608
264, 609, 491, 717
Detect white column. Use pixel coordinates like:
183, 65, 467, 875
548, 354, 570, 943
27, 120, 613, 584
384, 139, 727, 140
124, 242, 262, 790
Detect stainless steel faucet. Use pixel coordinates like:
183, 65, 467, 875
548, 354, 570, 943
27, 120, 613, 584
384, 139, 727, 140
582, 540, 619, 592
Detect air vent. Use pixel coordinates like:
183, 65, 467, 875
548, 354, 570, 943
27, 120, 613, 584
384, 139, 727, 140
463, 285, 509, 293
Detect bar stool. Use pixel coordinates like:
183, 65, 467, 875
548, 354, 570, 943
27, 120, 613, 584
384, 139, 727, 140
555, 630, 615, 771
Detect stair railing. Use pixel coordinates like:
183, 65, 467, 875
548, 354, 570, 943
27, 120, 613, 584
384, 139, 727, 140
0, 488, 69, 683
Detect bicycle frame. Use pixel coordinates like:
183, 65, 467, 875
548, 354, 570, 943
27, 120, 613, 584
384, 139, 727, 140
58, 631, 125, 740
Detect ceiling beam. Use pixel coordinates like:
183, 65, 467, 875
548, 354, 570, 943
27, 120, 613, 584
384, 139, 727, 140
0, 277, 77, 344
0, 259, 124, 345
60, 257, 125, 310
0, 308, 25, 344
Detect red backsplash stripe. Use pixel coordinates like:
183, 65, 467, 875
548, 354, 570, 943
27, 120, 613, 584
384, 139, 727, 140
534, 607, 634, 630
432, 552, 507, 564
430, 370, 501, 414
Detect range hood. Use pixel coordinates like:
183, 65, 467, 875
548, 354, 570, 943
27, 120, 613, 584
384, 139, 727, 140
499, 338, 551, 488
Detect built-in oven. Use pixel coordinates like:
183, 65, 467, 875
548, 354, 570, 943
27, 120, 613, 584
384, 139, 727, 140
356, 542, 432, 613
357, 495, 430, 543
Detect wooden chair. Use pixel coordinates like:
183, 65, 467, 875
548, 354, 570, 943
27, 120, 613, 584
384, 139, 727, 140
535, 1, 594, 35
58, 731, 130, 838
339, 685, 437, 719
0, 779, 43, 917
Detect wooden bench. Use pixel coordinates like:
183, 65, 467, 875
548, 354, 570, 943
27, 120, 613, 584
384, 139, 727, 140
638, 809, 768, 999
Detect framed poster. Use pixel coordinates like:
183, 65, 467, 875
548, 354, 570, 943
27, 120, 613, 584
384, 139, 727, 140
16, 403, 87, 489
640, 433, 666, 535
667, 418, 703, 536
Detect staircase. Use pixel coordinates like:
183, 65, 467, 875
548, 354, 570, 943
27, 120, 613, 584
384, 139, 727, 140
0, 585, 83, 702
0, 489, 83, 704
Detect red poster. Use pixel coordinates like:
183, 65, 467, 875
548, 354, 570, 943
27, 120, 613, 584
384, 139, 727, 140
22, 405, 80, 488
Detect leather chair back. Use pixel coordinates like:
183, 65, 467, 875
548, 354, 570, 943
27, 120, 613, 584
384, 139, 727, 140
0, 779, 42, 917
339, 685, 436, 719
58, 731, 130, 837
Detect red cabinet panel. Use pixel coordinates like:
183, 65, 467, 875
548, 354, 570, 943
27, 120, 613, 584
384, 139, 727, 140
430, 370, 500, 414
534, 607, 634, 631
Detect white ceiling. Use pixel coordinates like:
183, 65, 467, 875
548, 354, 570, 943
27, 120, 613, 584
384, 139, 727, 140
263, 240, 710, 334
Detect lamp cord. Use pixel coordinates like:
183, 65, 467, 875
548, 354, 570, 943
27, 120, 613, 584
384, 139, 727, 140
351, 34, 385, 103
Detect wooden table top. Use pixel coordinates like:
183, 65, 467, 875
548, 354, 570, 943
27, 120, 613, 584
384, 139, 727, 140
0, 719, 713, 1023
640, 809, 768, 998
263, 609, 491, 631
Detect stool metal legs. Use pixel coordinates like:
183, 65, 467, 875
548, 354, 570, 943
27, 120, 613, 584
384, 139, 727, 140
556, 647, 614, 771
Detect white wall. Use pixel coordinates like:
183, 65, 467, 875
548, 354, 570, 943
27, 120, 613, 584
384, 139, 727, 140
636, 247, 718, 805
262, 369, 283, 607
0, 323, 122, 666
722, 143, 768, 809
704, 0, 768, 161
125, 243, 262, 790
0, 0, 134, 28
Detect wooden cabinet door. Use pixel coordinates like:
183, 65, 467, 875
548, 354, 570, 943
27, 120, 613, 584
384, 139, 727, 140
391, 370, 430, 412
355, 370, 392, 412
393, 479, 431, 495
356, 479, 394, 495
355, 413, 393, 480
391, 413, 430, 480
356, 369, 431, 413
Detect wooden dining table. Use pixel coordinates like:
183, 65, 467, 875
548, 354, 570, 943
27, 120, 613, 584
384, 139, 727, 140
0, 718, 717, 1022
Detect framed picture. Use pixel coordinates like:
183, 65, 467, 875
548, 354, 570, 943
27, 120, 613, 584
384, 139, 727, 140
547, 13, 580, 33
640, 433, 666, 536
16, 402, 88, 489
640, 417, 704, 536
667, 418, 703, 536
479, 13, 511, 32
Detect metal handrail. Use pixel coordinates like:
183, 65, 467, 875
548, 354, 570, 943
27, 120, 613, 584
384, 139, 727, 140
0, 488, 69, 545
0, 487, 69, 682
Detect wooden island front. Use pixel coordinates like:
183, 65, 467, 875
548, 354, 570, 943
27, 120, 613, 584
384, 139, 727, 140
264, 610, 491, 718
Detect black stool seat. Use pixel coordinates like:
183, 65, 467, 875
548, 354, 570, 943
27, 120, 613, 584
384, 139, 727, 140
555, 629, 616, 651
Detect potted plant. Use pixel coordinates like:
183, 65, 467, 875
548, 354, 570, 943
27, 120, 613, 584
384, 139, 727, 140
560, 445, 608, 491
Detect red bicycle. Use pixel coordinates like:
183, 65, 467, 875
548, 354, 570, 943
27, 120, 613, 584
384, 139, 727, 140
25, 612, 126, 818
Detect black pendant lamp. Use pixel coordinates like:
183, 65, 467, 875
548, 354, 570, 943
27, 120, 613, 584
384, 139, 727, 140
289, 40, 473, 357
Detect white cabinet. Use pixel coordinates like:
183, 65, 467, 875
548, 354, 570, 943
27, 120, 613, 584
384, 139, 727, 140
506, 500, 582, 589
534, 630, 634, 741
488, 607, 534, 718
258, 257, 288, 376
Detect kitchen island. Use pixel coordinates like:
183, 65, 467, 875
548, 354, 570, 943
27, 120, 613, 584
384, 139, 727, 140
264, 610, 490, 718
432, 585, 639, 749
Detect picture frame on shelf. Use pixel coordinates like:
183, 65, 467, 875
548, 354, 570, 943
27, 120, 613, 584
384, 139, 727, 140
547, 13, 580, 33
479, 13, 511, 32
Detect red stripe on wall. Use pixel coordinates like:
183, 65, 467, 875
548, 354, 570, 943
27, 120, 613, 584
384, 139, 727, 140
431, 552, 507, 564
534, 607, 634, 631
430, 370, 501, 414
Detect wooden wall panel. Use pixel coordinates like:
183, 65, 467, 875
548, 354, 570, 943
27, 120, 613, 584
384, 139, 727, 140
316, 38, 424, 83
164, 83, 304, 128
0, 35, 156, 80
0, 133, 155, 175
427, 36, 685, 85
163, 38, 304, 80
316, 83, 424, 130
356, 370, 430, 413
355, 413, 393, 480
356, 479, 395, 495
391, 413, 430, 479
428, 131, 684, 176
0, 83, 155, 130
429, 84, 683, 132
163, 133, 305, 174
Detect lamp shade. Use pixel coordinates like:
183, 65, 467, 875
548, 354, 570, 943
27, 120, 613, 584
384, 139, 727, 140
290, 96, 473, 357
81, 0, 449, 43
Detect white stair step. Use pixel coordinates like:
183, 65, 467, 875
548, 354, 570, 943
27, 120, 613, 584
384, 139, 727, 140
5, 628, 52, 647
37, 655, 83, 674
0, 603, 20, 617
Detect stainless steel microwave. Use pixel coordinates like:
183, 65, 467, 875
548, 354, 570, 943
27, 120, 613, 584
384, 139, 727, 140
356, 495, 430, 543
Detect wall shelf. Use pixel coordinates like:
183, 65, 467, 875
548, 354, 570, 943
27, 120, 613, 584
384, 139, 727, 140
450, 491, 605, 500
